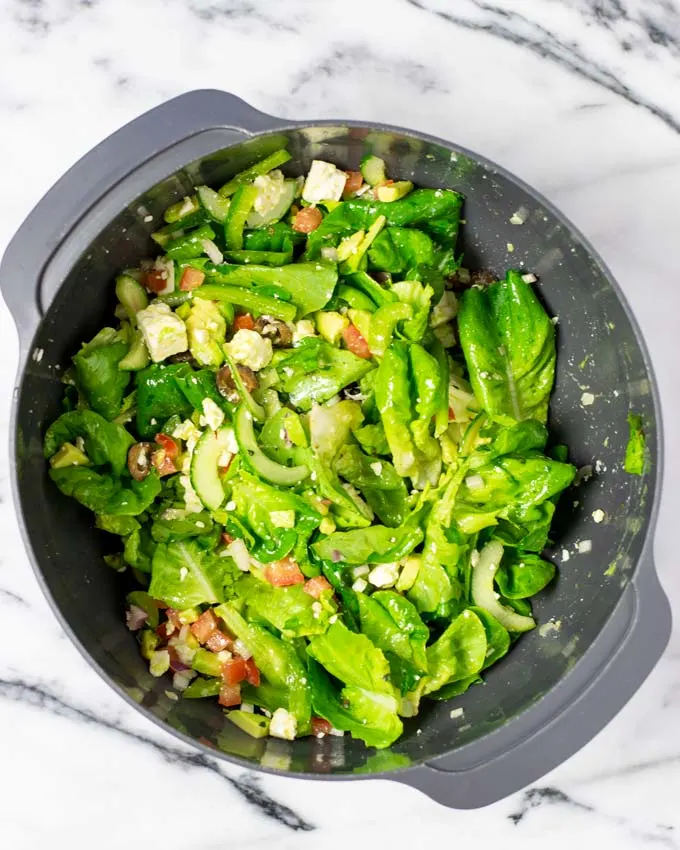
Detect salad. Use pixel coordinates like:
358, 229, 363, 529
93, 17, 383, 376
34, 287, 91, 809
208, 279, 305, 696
44, 149, 578, 749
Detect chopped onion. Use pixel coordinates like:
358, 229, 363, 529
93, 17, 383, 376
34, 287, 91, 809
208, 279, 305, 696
202, 238, 224, 265
125, 605, 148, 631
465, 474, 484, 490
173, 670, 196, 692
233, 638, 252, 660
331, 549, 342, 563
321, 246, 339, 262
228, 538, 251, 572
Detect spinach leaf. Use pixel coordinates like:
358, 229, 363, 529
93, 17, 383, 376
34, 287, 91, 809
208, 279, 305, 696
409, 343, 442, 461
307, 659, 403, 749
391, 280, 434, 342
275, 337, 374, 410
375, 341, 417, 479
44, 410, 133, 475
149, 540, 240, 608
217, 604, 311, 732
334, 444, 409, 527
495, 551, 556, 598
368, 227, 435, 274
458, 270, 556, 424
73, 328, 131, 420
624, 412, 645, 475
136, 364, 193, 439
420, 608, 487, 696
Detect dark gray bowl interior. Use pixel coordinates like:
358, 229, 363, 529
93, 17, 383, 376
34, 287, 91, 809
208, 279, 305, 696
15, 125, 656, 775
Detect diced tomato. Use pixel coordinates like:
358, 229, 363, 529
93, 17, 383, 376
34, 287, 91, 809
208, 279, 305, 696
190, 609, 219, 644
311, 716, 333, 737
144, 268, 169, 294
233, 313, 255, 331
198, 736, 216, 749
448, 406, 456, 421
151, 449, 177, 477
218, 682, 242, 707
179, 267, 205, 291
343, 170, 363, 198
244, 657, 260, 687
342, 324, 372, 359
222, 531, 235, 545
221, 656, 248, 685
303, 576, 332, 600
205, 629, 232, 653
264, 556, 305, 587
155, 433, 179, 460
292, 206, 323, 233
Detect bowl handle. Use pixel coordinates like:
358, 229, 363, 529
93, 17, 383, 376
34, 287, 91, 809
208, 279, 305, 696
397, 553, 671, 809
0, 90, 286, 355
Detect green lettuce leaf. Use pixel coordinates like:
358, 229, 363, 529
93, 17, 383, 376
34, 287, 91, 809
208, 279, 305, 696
73, 327, 131, 420
49, 465, 161, 516
135, 364, 193, 439
313, 519, 423, 565
495, 551, 556, 598
624, 412, 645, 475
44, 410, 134, 475
333, 444, 409, 527
243, 577, 337, 637
458, 270, 556, 423
149, 540, 240, 608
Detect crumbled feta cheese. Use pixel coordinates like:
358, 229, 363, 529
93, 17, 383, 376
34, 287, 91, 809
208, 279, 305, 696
224, 328, 273, 371
179, 474, 204, 513
75, 436, 85, 453
270, 707, 297, 741
270, 510, 295, 529
137, 302, 188, 363
352, 578, 368, 593
521, 273, 537, 283
162, 508, 189, 521
241, 703, 255, 713
581, 392, 595, 406
506, 242, 514, 252
352, 565, 370, 578
225, 500, 236, 511
369, 461, 383, 476
252, 169, 286, 218
329, 614, 338, 624
592, 509, 605, 524
292, 319, 316, 344
198, 397, 225, 432
561, 549, 570, 562
449, 707, 465, 719
576, 539, 592, 554
430, 290, 458, 328
173, 418, 201, 446
311, 601, 323, 619
368, 562, 399, 588
302, 160, 347, 203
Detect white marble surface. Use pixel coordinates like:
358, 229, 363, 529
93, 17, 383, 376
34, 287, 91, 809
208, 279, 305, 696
1, 0, 680, 846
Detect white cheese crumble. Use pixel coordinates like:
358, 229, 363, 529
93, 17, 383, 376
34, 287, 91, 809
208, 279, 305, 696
521, 273, 537, 283
302, 160, 347, 203
352, 565, 370, 578
252, 169, 286, 217
352, 578, 368, 593
199, 397, 225, 431
270, 707, 297, 741
581, 391, 595, 406
592, 509, 605, 524
369, 461, 383, 476
368, 562, 399, 588
292, 319, 316, 344
224, 328, 273, 371
137, 302, 188, 363
449, 707, 465, 719
561, 549, 570, 563
576, 539, 592, 554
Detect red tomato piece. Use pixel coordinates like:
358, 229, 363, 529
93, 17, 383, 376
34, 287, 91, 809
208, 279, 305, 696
190, 609, 219, 644
155, 433, 179, 460
222, 531, 235, 546
244, 657, 260, 687
151, 449, 177, 477
222, 656, 248, 685
448, 406, 456, 421
343, 170, 363, 198
233, 313, 255, 331
264, 557, 305, 587
292, 206, 323, 233
218, 682, 242, 707
311, 717, 333, 737
303, 576, 332, 600
205, 630, 232, 653
179, 267, 205, 291
342, 324, 372, 359
144, 268, 169, 294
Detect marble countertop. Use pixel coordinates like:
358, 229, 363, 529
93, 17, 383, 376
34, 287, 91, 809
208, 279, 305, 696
2, 0, 680, 846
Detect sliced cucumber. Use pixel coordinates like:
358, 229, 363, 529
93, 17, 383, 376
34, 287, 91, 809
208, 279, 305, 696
471, 540, 535, 632
190, 426, 236, 511
360, 155, 387, 187
115, 275, 148, 324
197, 185, 231, 224
234, 404, 309, 486
119, 329, 150, 371
246, 179, 297, 229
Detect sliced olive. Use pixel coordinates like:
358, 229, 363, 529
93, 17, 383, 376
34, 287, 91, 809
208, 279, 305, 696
253, 316, 293, 347
216, 363, 258, 402
167, 350, 199, 367
128, 442, 154, 481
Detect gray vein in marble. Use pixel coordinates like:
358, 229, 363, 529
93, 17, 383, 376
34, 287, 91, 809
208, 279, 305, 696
509, 786, 677, 846
0, 587, 29, 606
0, 677, 315, 833
405, 0, 680, 133
188, 0, 300, 34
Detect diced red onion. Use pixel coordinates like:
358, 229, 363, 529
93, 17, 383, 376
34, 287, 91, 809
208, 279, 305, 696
331, 549, 342, 563
125, 605, 148, 631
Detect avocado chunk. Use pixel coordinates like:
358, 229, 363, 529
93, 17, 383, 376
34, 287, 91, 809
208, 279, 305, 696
377, 181, 414, 202
315, 310, 350, 345
227, 710, 271, 739
50, 442, 91, 469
